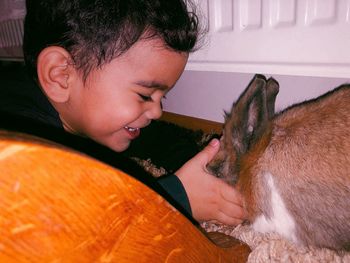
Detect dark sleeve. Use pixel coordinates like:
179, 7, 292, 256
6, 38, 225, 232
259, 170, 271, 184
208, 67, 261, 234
157, 174, 192, 216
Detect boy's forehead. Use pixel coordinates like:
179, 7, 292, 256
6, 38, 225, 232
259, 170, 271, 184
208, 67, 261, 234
83, 36, 188, 90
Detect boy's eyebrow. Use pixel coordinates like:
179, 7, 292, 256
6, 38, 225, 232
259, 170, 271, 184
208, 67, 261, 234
135, 80, 169, 90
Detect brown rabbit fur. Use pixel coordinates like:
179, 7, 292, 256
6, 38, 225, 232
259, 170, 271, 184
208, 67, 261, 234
207, 74, 350, 250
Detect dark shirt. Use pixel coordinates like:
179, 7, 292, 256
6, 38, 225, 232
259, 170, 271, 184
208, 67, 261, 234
0, 64, 193, 221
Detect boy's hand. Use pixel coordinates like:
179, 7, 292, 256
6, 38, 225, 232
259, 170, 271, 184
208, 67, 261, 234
175, 139, 245, 226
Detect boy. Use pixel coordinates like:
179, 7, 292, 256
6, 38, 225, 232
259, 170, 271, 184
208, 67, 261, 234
1, 0, 244, 225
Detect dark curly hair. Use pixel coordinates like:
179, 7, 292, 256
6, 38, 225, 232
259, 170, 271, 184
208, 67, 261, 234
23, 0, 200, 82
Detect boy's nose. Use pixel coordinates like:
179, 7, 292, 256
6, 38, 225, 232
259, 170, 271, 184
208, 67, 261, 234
146, 102, 162, 120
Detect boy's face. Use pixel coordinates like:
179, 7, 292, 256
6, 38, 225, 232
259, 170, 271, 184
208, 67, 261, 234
61, 38, 188, 152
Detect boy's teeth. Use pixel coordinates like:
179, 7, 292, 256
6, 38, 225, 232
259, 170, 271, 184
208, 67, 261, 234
125, 126, 138, 132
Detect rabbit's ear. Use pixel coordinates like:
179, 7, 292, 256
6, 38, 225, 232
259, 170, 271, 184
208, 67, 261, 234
227, 74, 269, 156
266, 77, 279, 120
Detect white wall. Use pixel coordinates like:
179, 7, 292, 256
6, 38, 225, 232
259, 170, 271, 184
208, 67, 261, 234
163, 71, 349, 123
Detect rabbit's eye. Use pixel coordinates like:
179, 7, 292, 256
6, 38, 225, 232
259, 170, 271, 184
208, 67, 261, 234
207, 160, 224, 178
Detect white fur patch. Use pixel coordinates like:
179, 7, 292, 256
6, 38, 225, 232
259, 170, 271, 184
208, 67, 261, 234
252, 172, 298, 243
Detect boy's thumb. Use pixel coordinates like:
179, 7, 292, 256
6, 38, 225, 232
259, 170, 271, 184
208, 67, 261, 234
200, 138, 220, 163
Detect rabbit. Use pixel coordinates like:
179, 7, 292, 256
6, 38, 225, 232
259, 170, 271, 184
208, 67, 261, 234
207, 74, 350, 250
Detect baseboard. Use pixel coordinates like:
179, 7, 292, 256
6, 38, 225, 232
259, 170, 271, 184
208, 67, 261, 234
160, 111, 223, 134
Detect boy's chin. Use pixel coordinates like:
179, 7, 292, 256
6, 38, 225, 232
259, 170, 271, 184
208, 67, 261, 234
108, 140, 131, 153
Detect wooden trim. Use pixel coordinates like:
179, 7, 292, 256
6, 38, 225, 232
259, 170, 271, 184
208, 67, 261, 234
160, 111, 223, 134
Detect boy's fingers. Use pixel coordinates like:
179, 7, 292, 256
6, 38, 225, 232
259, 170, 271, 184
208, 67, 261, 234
216, 179, 246, 220
216, 211, 244, 226
219, 182, 244, 205
198, 138, 220, 164
219, 198, 245, 220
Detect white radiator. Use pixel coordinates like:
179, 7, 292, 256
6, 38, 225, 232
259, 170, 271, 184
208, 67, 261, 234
189, 0, 350, 78
0, 0, 25, 60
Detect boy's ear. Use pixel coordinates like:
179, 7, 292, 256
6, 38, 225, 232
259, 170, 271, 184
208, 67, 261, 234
37, 46, 74, 103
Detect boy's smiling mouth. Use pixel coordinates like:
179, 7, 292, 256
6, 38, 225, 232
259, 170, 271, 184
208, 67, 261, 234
124, 126, 140, 139
124, 126, 139, 132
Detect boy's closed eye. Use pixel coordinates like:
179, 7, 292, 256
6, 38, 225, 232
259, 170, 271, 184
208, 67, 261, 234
139, 94, 152, 101
138, 93, 167, 103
